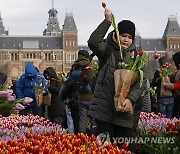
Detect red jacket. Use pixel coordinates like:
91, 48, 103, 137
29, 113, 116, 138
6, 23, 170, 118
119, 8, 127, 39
173, 81, 180, 90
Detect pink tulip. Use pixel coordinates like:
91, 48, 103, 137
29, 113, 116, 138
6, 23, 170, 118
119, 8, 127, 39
154, 54, 160, 59
14, 103, 25, 110
7, 95, 15, 102
0, 89, 13, 98
23, 97, 33, 105
131, 50, 135, 58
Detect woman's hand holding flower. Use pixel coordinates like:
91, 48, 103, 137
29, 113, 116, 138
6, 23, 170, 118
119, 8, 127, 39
162, 82, 166, 87
102, 2, 112, 22
122, 99, 133, 113
104, 8, 112, 21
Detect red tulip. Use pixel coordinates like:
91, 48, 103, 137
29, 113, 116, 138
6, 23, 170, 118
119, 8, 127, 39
102, 2, 106, 8
25, 131, 32, 139
113, 141, 118, 146
139, 50, 144, 56
165, 63, 172, 69
154, 54, 160, 59
122, 142, 129, 149
86, 66, 92, 70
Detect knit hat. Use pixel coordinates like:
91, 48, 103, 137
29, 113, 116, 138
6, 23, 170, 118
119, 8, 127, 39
118, 20, 135, 40
173, 51, 180, 68
78, 50, 90, 59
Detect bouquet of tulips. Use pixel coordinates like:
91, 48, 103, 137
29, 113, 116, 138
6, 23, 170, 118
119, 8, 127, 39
34, 80, 45, 107
0, 89, 33, 114
57, 72, 67, 85
156, 63, 175, 82
114, 51, 148, 112
156, 63, 175, 98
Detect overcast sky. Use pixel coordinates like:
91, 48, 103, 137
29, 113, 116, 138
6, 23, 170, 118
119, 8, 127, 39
0, 0, 180, 45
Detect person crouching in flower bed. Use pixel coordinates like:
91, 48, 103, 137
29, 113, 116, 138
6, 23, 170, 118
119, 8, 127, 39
43, 67, 65, 125
87, 7, 145, 152
16, 63, 48, 116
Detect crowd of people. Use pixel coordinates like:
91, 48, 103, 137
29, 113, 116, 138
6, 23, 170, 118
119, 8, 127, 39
0, 7, 180, 154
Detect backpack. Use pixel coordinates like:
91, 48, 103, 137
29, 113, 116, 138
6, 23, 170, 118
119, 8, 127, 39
71, 66, 93, 94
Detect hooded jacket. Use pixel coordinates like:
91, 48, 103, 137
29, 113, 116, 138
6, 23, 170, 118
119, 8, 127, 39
43, 67, 65, 117
88, 19, 145, 128
16, 64, 48, 107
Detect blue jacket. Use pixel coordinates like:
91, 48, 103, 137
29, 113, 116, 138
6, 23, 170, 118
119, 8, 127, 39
16, 64, 48, 107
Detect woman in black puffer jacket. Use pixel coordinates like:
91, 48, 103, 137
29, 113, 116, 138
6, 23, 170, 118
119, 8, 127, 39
43, 67, 65, 125
87, 8, 145, 153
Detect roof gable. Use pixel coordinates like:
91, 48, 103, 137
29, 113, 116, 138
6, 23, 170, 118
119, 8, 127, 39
163, 16, 180, 38
62, 13, 77, 32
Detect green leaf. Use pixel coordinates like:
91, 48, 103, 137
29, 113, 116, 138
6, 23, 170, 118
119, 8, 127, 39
111, 14, 123, 60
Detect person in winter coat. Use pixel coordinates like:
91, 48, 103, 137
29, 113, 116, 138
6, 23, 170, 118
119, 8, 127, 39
87, 8, 145, 151
16, 63, 48, 116
43, 67, 65, 125
151, 56, 174, 119
163, 51, 180, 118
72, 50, 94, 133
61, 69, 79, 134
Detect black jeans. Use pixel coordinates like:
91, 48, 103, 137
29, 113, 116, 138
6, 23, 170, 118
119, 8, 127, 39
173, 95, 180, 118
95, 119, 134, 152
71, 108, 79, 134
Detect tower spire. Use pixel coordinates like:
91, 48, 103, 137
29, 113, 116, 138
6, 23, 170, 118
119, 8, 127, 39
43, 0, 61, 36
52, 0, 54, 8
0, 12, 8, 35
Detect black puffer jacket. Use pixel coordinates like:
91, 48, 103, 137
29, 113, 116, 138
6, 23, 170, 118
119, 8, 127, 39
88, 19, 145, 128
43, 67, 65, 117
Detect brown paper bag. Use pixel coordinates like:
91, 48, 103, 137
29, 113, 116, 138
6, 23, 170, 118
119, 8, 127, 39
160, 76, 172, 97
114, 69, 139, 112
43, 93, 51, 106
35, 92, 43, 107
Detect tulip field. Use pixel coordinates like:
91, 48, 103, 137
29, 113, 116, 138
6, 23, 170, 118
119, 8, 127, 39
0, 112, 179, 154
137, 112, 180, 154
0, 114, 131, 154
